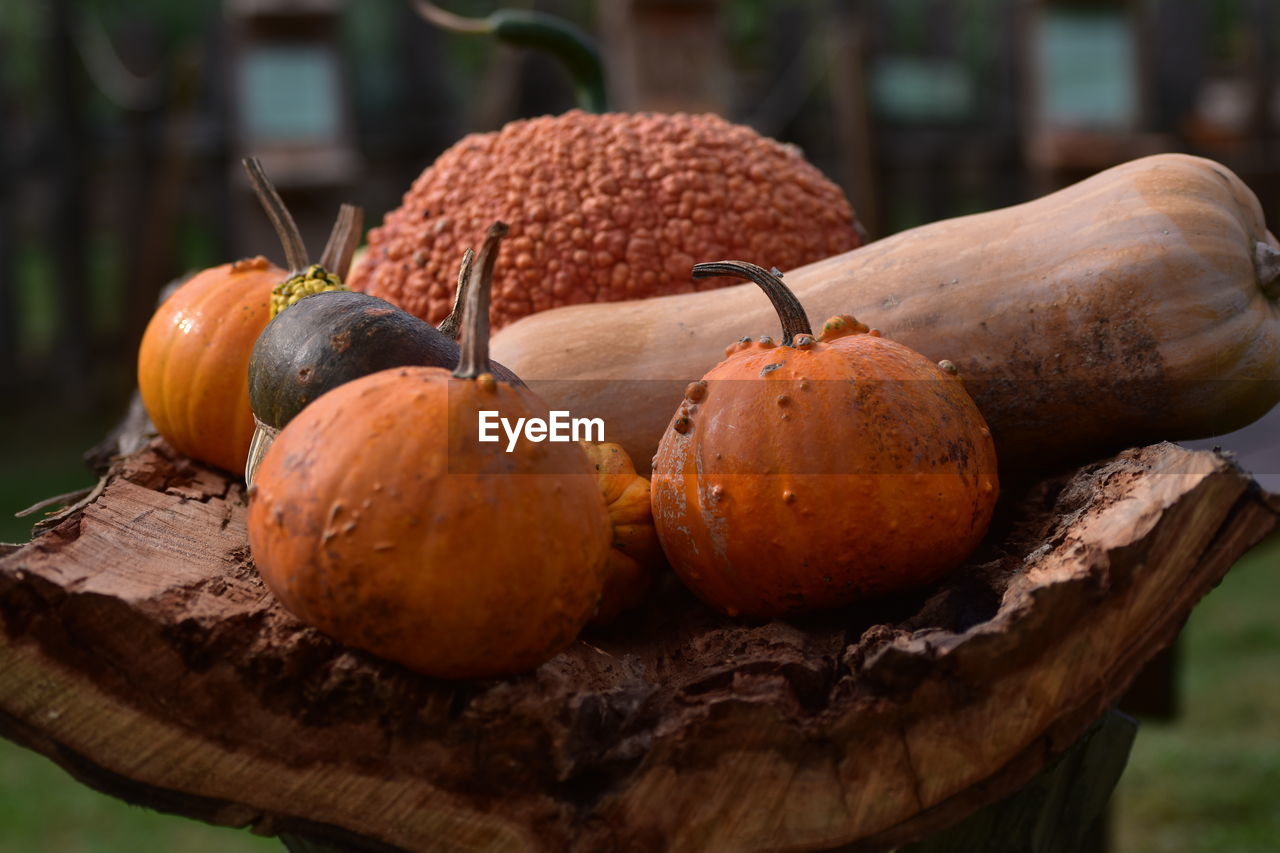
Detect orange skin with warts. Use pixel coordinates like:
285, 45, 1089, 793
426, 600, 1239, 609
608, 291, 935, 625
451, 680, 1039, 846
137, 256, 285, 473
247, 366, 612, 679
351, 111, 862, 329
650, 316, 999, 619
580, 442, 664, 626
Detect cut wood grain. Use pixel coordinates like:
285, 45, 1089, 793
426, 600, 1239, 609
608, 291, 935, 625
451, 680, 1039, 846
0, 439, 1276, 852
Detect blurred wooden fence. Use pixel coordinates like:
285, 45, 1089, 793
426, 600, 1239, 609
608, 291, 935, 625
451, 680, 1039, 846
1, 0, 1278, 424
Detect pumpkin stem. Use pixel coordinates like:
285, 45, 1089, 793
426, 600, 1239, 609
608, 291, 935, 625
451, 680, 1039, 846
318, 203, 364, 282
411, 0, 488, 33
692, 261, 813, 345
1255, 241, 1280, 301
436, 247, 475, 340
454, 223, 509, 379
242, 158, 309, 274
412, 0, 608, 113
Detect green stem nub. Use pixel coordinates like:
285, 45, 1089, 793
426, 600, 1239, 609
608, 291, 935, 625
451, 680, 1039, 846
692, 261, 814, 346
454, 223, 509, 380
270, 266, 347, 319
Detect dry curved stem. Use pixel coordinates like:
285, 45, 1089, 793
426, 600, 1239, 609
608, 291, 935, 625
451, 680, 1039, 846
71, 4, 165, 111
412, 0, 490, 33
16, 485, 95, 518
242, 158, 309, 274
1255, 241, 1280, 301
17, 477, 108, 535
692, 261, 813, 345
453, 223, 509, 379
317, 204, 364, 281
436, 247, 475, 340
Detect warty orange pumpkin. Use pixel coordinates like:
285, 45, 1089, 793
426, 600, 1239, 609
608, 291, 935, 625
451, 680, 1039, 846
350, 110, 863, 329
247, 223, 612, 679
650, 262, 998, 619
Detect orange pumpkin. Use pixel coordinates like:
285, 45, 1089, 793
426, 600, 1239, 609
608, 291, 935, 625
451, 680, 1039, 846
137, 256, 283, 473
650, 261, 999, 619
580, 441, 663, 626
137, 159, 359, 475
247, 223, 612, 678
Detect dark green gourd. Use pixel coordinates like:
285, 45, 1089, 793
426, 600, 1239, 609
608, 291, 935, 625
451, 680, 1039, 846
247, 289, 520, 431
240, 159, 523, 485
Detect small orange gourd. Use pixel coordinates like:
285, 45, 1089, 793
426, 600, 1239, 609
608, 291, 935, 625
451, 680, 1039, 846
580, 442, 663, 626
650, 262, 999, 619
247, 223, 612, 679
137, 159, 355, 474
137, 255, 284, 473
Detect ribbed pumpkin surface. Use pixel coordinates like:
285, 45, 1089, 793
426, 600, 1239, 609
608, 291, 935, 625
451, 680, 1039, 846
137, 257, 282, 473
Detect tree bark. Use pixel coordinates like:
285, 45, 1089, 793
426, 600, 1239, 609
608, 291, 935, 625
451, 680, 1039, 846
0, 439, 1276, 852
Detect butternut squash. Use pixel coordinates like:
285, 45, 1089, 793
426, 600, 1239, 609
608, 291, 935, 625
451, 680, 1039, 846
490, 154, 1280, 474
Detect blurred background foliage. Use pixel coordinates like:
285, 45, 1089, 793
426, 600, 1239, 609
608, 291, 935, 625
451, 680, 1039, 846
1, 1, 1278, 851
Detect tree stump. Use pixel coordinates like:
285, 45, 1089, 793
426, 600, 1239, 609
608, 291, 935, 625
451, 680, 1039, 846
0, 438, 1276, 852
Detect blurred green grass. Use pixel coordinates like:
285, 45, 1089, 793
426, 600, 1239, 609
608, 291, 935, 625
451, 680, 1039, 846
0, 424, 1277, 850
1113, 530, 1280, 853
0, 415, 111, 546
0, 741, 275, 853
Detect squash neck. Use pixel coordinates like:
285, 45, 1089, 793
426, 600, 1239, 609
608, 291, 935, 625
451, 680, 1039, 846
1256, 241, 1280, 302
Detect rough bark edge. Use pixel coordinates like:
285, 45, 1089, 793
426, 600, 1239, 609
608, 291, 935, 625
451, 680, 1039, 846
854, 481, 1276, 851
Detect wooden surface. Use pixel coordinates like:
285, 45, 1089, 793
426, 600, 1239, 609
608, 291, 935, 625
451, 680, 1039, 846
901, 708, 1138, 853
0, 439, 1277, 852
